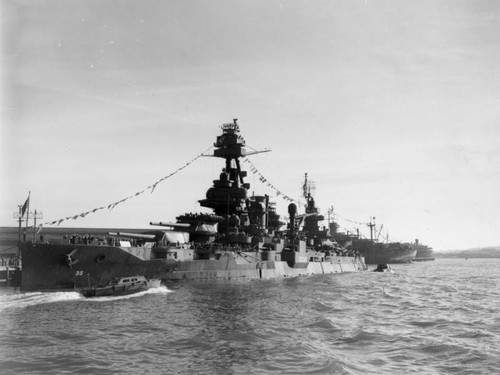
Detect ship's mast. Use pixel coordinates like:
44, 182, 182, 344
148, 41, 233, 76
368, 216, 376, 242
327, 206, 334, 225
303, 173, 309, 200
301, 173, 323, 238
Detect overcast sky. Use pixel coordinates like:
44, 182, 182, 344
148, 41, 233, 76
1, 0, 499, 250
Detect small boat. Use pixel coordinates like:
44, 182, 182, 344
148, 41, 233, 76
82, 276, 161, 298
373, 263, 393, 273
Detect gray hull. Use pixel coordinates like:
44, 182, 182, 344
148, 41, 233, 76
20, 242, 365, 291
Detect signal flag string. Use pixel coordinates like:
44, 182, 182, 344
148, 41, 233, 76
243, 159, 370, 227
334, 212, 368, 226
242, 157, 304, 207
33, 146, 214, 231
243, 158, 371, 226
30, 147, 365, 232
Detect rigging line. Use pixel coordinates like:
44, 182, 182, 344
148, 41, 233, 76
338, 225, 369, 240
34, 146, 214, 230
245, 144, 259, 152
242, 157, 304, 207
334, 212, 367, 226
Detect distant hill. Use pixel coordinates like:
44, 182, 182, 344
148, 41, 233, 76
435, 246, 500, 258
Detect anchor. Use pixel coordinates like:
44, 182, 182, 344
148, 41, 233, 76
65, 249, 79, 268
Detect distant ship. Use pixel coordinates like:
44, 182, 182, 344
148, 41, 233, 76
19, 120, 366, 291
329, 220, 417, 264
356, 241, 416, 264
409, 239, 435, 262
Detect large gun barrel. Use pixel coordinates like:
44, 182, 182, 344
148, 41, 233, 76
108, 232, 156, 240
150, 222, 190, 228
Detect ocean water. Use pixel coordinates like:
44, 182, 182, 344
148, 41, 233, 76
0, 259, 499, 374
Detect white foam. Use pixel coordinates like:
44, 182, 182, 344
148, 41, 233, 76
0, 286, 171, 309
80, 285, 172, 302
0, 291, 82, 310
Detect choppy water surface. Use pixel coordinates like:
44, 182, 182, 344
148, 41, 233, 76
1, 259, 499, 374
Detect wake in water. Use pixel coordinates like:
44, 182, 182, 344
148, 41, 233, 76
0, 286, 171, 310
0, 290, 82, 310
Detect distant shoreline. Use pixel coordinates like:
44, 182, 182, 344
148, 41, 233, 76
435, 247, 500, 259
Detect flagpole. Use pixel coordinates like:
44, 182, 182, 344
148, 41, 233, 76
33, 209, 37, 243
25, 191, 31, 234
18, 205, 22, 243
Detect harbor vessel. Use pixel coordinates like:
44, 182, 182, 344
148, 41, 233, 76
356, 240, 416, 264
19, 120, 366, 291
330, 221, 417, 264
410, 239, 435, 262
372, 264, 393, 273
82, 276, 161, 298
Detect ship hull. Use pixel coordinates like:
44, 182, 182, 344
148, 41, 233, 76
20, 242, 177, 291
20, 242, 365, 291
364, 248, 417, 264
332, 234, 417, 264
353, 240, 417, 264
412, 257, 435, 262
170, 254, 365, 281
410, 243, 435, 262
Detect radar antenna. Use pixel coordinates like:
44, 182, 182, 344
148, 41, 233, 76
302, 173, 316, 201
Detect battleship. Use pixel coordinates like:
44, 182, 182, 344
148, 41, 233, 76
19, 120, 366, 291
